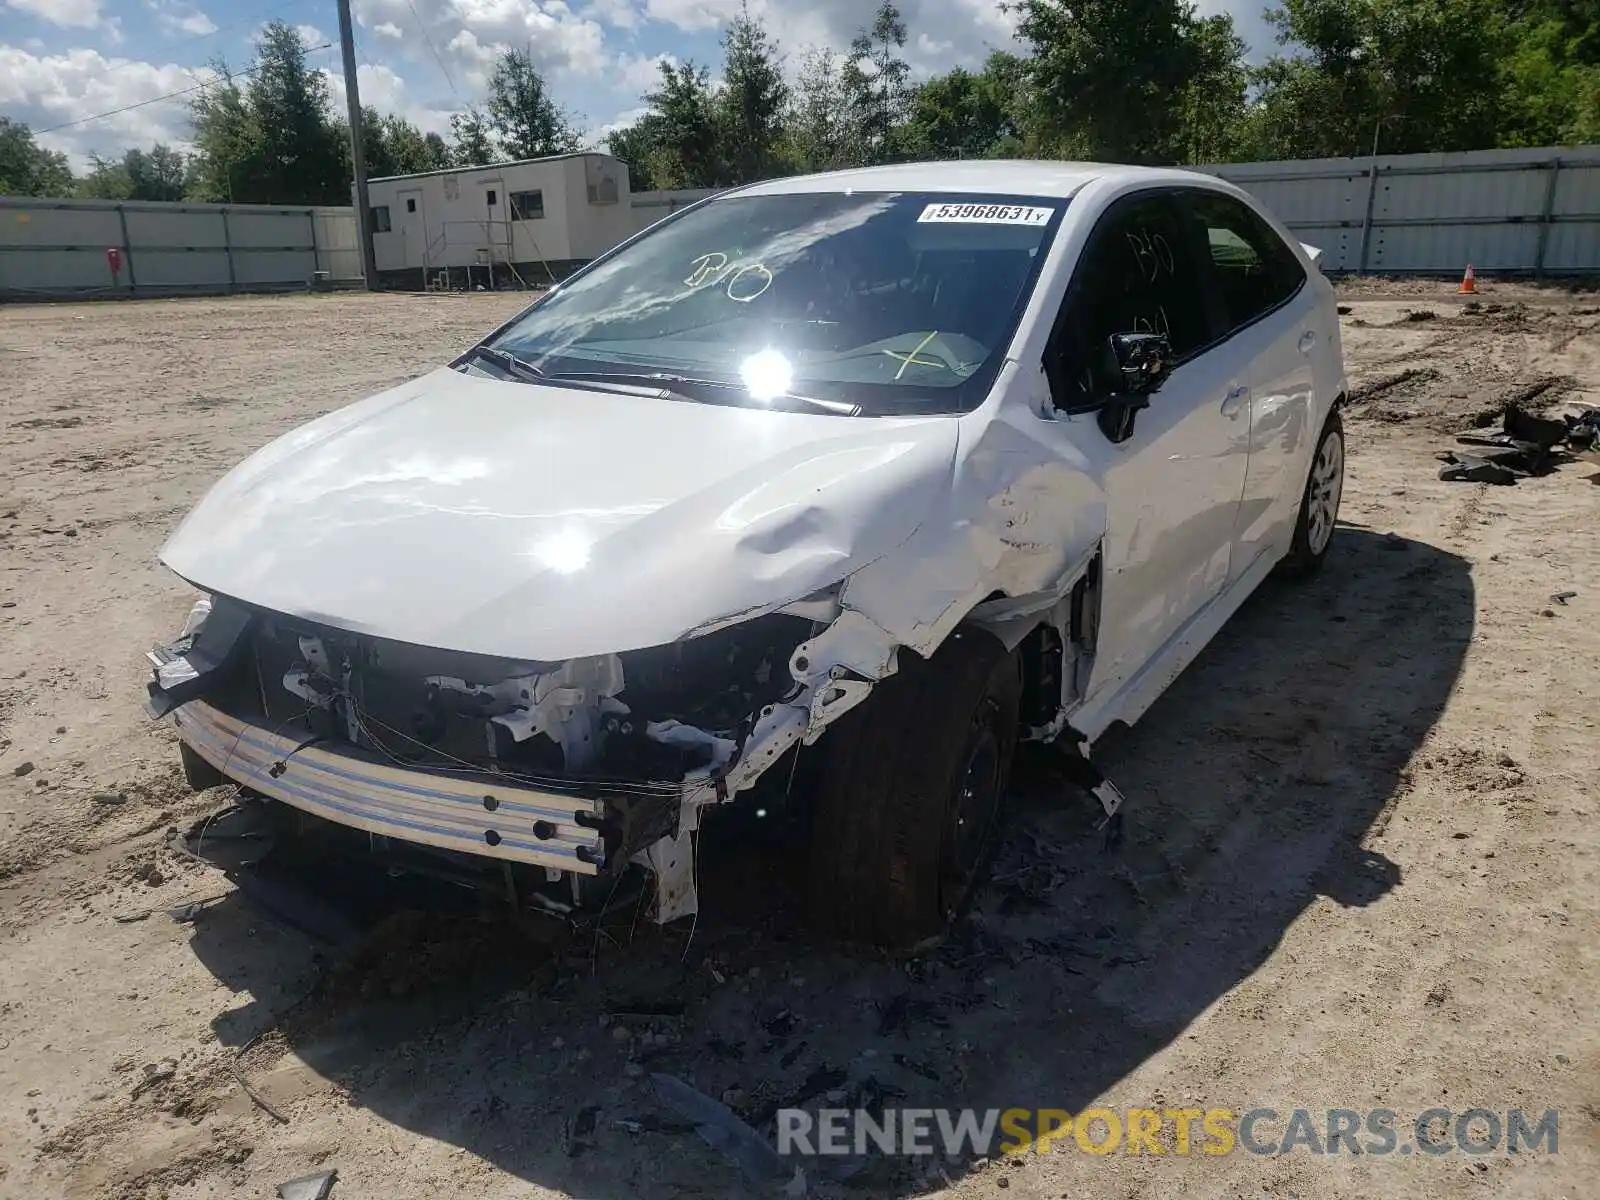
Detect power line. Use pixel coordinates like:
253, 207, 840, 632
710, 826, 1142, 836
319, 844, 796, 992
35, 44, 334, 135
404, 0, 462, 100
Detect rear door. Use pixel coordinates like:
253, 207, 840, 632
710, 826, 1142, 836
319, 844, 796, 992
1042, 191, 1251, 704
1175, 189, 1317, 580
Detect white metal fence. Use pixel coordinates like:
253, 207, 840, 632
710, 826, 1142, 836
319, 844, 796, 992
2, 145, 1595, 298
1203, 145, 1600, 275
0, 197, 363, 299
628, 146, 1600, 277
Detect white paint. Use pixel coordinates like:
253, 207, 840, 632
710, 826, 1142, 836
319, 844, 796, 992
159, 372, 959, 661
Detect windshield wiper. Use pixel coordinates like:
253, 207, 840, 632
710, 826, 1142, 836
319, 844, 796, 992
546, 370, 860, 416
461, 344, 547, 383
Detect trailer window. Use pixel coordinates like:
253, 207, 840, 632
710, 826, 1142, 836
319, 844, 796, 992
510, 190, 545, 221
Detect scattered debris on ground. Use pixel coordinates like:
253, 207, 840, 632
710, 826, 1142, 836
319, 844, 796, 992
276, 1169, 336, 1200
1437, 402, 1595, 485
1, 283, 1595, 1199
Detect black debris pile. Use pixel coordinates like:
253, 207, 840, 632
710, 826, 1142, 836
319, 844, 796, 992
1437, 404, 1599, 485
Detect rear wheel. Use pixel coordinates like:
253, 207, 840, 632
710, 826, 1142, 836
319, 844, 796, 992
807, 628, 1021, 948
1278, 407, 1345, 578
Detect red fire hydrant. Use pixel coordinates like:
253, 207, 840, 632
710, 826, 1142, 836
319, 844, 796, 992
106, 246, 123, 287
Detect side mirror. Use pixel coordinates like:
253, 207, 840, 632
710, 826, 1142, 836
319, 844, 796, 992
1097, 332, 1172, 443
1107, 331, 1172, 395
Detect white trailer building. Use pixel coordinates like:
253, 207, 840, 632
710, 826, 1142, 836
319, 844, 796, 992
364, 152, 638, 289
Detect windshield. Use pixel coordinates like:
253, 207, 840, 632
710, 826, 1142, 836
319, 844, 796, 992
481, 191, 1065, 416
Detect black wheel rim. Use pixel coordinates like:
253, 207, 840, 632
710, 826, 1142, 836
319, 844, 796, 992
940, 698, 1004, 918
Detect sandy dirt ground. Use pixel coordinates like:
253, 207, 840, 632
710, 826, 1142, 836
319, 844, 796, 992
0, 282, 1595, 1200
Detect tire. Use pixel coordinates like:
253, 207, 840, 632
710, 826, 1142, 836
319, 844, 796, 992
179, 741, 225, 792
1278, 407, 1345, 578
806, 627, 1021, 948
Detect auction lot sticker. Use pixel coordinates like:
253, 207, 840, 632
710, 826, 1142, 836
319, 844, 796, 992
918, 203, 1054, 225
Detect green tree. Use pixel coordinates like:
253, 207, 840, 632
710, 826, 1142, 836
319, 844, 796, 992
485, 48, 583, 159
359, 109, 451, 177
1499, 0, 1600, 145
248, 21, 346, 202
604, 112, 672, 189
780, 47, 853, 173
124, 145, 187, 200
1175, 15, 1251, 162
78, 155, 133, 199
1248, 0, 1511, 158
841, 1, 911, 164
1016, 0, 1249, 163
186, 63, 256, 201
717, 1, 789, 183
188, 23, 346, 204
901, 54, 1026, 161
641, 60, 722, 187
0, 117, 74, 197
449, 104, 499, 166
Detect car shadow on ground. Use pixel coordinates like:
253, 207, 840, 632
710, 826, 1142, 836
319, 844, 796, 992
183, 526, 1472, 1197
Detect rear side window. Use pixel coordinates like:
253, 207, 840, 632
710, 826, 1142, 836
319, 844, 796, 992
1046, 194, 1211, 409
1186, 192, 1305, 333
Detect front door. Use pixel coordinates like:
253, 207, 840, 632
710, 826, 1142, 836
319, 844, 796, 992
1041, 192, 1251, 705
397, 187, 427, 273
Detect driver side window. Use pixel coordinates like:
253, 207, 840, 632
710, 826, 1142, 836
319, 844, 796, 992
1045, 194, 1210, 411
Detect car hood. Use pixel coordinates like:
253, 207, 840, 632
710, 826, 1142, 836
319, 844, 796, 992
160, 367, 960, 661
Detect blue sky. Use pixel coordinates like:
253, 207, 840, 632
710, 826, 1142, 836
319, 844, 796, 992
1, 0, 1279, 169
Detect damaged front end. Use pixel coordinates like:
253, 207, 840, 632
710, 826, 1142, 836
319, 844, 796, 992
148, 590, 900, 924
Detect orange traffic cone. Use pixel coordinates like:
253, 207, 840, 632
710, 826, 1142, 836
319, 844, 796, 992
1459, 264, 1477, 294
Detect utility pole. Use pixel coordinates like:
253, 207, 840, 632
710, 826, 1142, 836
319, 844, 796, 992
336, 0, 378, 289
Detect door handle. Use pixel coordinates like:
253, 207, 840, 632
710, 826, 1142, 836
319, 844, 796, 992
1298, 329, 1318, 353
1221, 385, 1249, 418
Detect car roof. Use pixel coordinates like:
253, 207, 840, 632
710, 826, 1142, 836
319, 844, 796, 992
731, 160, 1224, 200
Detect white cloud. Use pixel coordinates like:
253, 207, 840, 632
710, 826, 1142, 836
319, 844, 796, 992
146, 1, 218, 37
583, 0, 638, 30
373, 21, 405, 39
295, 24, 328, 47
444, 27, 499, 90
171, 11, 216, 35
0, 44, 211, 167
352, 0, 611, 83
592, 103, 647, 141
638, 0, 1018, 77
323, 62, 456, 137
5, 0, 104, 31
615, 50, 673, 96
641, 0, 734, 34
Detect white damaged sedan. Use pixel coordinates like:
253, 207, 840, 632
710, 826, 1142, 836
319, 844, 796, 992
147, 161, 1347, 946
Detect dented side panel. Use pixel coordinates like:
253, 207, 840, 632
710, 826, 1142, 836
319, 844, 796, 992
839, 364, 1107, 659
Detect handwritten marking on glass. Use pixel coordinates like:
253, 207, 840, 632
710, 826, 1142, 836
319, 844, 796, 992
724, 263, 773, 302
684, 252, 730, 287
884, 330, 945, 380
1124, 230, 1175, 283
684, 253, 774, 302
